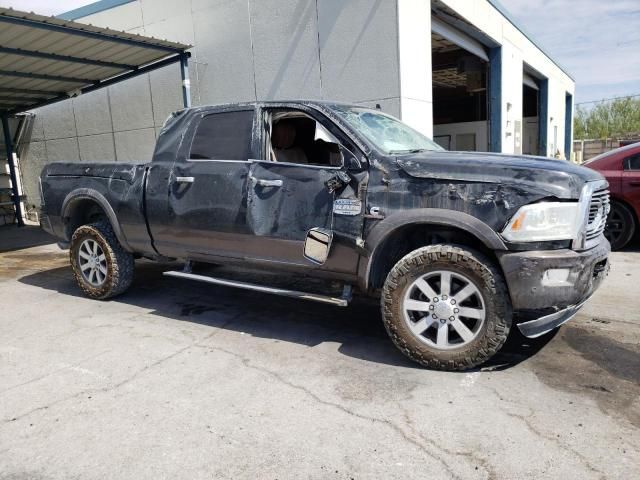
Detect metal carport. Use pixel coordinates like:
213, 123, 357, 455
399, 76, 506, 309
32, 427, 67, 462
0, 7, 191, 226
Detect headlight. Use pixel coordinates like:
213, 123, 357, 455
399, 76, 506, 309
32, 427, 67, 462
501, 202, 580, 242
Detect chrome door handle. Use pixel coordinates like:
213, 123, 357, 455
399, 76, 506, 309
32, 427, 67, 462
175, 176, 195, 183
252, 177, 283, 187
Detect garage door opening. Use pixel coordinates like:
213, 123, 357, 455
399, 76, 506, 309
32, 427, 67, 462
431, 20, 490, 152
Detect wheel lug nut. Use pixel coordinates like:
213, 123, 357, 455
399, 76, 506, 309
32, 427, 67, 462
454, 308, 459, 313
442, 295, 448, 300
433, 297, 439, 303
440, 318, 446, 324
449, 316, 455, 321
450, 299, 456, 305
429, 305, 434, 310
432, 314, 437, 319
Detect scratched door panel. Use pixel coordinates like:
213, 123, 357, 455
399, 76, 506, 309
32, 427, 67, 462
246, 161, 360, 273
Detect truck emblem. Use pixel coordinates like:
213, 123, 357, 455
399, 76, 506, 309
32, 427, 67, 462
333, 199, 362, 216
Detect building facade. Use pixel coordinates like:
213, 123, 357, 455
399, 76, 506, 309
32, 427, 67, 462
17, 0, 575, 216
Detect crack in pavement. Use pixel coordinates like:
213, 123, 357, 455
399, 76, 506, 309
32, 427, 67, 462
0, 314, 242, 426
0, 350, 112, 395
199, 344, 464, 480
397, 405, 498, 480
483, 385, 606, 478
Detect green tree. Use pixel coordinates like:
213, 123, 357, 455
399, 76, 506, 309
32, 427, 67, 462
574, 96, 640, 140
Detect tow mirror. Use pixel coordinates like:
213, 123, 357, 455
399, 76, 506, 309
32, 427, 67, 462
304, 228, 333, 265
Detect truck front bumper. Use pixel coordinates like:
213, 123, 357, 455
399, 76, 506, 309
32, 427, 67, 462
497, 239, 610, 338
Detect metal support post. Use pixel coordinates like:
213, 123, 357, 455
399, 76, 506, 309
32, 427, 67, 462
1, 114, 24, 226
180, 53, 191, 109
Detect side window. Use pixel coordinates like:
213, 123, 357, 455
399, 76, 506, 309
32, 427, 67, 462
189, 110, 254, 160
624, 154, 640, 171
267, 110, 344, 167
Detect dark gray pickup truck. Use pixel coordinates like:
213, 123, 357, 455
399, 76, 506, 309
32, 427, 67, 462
40, 101, 610, 370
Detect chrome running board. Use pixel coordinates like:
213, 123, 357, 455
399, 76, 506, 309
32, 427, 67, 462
163, 270, 352, 307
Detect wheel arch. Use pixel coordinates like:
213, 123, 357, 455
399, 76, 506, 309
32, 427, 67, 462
359, 209, 507, 291
61, 189, 132, 252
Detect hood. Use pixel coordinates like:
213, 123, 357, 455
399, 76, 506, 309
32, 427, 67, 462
396, 151, 605, 199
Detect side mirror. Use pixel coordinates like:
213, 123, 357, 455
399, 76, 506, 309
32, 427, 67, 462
340, 145, 362, 171
304, 228, 333, 265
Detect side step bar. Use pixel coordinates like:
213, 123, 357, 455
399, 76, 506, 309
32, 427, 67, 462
163, 270, 352, 307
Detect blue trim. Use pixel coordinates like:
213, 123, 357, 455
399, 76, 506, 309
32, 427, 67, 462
486, 0, 573, 81
488, 47, 502, 153
538, 79, 549, 156
57, 0, 136, 21
564, 93, 573, 160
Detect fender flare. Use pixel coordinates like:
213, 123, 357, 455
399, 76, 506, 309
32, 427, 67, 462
61, 188, 133, 252
359, 208, 507, 290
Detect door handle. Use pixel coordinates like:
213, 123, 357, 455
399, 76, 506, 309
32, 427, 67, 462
175, 176, 195, 183
252, 177, 283, 187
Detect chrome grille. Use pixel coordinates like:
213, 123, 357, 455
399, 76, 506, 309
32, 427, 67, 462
585, 188, 610, 247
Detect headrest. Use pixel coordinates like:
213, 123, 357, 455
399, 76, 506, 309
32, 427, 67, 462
272, 121, 296, 149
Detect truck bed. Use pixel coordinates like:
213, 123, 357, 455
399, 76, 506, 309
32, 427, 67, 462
40, 161, 153, 254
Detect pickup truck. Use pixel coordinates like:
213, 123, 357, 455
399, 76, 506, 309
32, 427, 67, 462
40, 101, 610, 370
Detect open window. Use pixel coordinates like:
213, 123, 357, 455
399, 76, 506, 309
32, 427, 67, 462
263, 109, 344, 168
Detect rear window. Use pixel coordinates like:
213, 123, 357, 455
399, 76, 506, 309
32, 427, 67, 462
190, 110, 254, 160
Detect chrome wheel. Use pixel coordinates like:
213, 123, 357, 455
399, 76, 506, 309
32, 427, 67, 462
402, 270, 485, 350
78, 238, 107, 287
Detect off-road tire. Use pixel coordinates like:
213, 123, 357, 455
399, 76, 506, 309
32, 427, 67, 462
606, 201, 636, 251
70, 221, 135, 299
381, 245, 512, 371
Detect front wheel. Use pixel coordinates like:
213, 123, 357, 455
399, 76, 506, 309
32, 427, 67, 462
381, 245, 512, 371
70, 221, 135, 299
605, 201, 636, 250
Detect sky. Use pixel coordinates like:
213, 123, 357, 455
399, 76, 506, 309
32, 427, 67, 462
2, 0, 639, 105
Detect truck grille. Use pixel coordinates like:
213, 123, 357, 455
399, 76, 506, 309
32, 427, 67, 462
584, 188, 610, 248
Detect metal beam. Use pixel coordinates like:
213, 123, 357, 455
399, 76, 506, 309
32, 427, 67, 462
1, 115, 24, 226
0, 95, 49, 103
0, 14, 182, 54
0, 46, 136, 71
7, 52, 190, 114
0, 69, 95, 84
0, 87, 59, 96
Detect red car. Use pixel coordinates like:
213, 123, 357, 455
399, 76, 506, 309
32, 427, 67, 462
586, 142, 640, 249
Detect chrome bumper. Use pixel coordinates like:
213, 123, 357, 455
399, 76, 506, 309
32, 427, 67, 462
516, 297, 591, 338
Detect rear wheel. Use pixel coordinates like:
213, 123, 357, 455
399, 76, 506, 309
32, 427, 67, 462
381, 245, 511, 370
605, 201, 636, 250
70, 221, 134, 299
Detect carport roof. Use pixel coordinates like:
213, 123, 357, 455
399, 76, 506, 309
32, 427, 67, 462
0, 7, 191, 115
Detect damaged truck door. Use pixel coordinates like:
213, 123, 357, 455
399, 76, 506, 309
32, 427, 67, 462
245, 106, 366, 273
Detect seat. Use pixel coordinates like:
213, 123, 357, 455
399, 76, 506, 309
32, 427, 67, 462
271, 121, 309, 164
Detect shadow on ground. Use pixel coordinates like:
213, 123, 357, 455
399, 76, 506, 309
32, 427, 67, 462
0, 225, 56, 253
17, 259, 559, 371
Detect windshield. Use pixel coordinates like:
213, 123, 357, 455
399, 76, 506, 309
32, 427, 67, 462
332, 106, 444, 154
